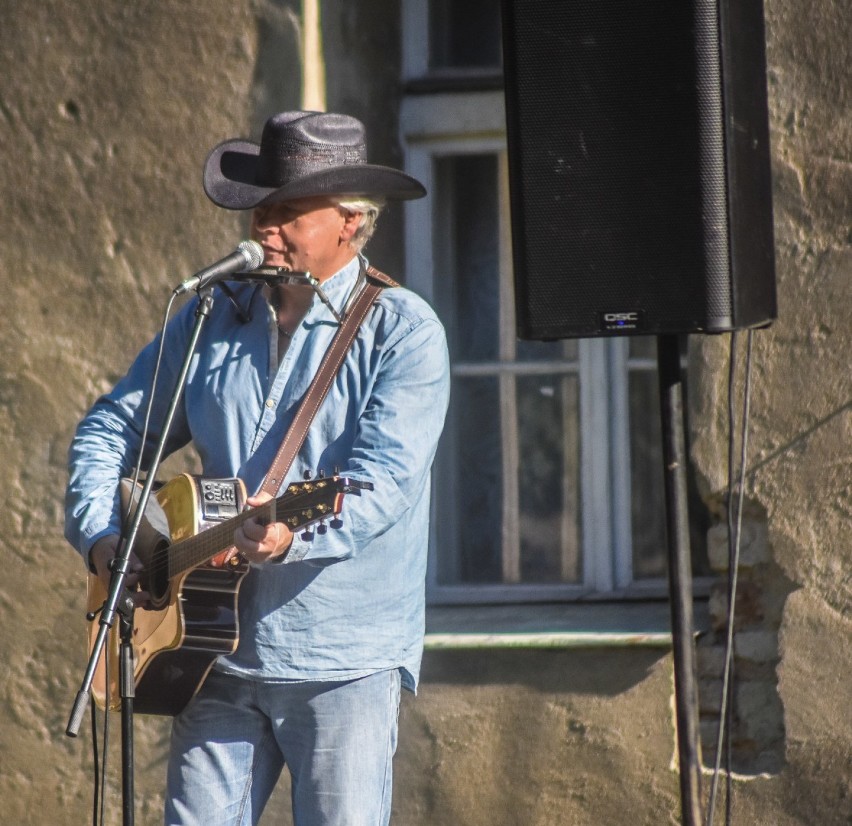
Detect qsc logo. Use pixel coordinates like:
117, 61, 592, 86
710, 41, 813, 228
598, 310, 645, 332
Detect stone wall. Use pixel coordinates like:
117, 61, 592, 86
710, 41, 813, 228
0, 0, 848, 824
689, 0, 851, 818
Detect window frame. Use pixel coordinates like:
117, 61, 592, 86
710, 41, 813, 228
399, 4, 708, 606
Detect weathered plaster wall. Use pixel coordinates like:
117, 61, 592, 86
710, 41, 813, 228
0, 0, 848, 824
689, 0, 851, 820
0, 2, 404, 822
0, 3, 259, 821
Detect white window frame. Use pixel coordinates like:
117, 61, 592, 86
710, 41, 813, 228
401, 91, 660, 602
400, 2, 691, 604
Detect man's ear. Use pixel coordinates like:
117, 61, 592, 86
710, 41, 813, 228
340, 209, 363, 244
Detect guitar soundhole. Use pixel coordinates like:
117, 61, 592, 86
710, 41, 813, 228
147, 540, 172, 608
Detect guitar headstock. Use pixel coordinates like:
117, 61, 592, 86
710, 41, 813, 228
269, 475, 373, 533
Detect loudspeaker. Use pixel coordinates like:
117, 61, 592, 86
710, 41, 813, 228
501, 0, 777, 339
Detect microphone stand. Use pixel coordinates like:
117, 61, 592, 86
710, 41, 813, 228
66, 286, 219, 826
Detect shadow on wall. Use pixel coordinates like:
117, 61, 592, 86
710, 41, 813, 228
420, 646, 668, 697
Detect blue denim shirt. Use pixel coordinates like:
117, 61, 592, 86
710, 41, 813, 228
65, 256, 450, 691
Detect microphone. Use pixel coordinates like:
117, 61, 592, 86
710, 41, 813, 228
173, 240, 265, 295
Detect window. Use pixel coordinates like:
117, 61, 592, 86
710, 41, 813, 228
428, 0, 502, 71
401, 1, 707, 605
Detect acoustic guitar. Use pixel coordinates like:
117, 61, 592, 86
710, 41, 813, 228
86, 472, 370, 715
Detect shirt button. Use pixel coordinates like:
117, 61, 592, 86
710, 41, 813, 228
266, 399, 275, 408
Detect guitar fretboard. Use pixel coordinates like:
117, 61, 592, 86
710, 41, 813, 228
167, 506, 258, 578
163, 484, 342, 579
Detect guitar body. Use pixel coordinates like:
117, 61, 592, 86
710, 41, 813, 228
87, 473, 249, 716
86, 471, 367, 716
126, 563, 246, 716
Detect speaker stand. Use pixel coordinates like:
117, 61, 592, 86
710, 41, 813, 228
657, 334, 703, 826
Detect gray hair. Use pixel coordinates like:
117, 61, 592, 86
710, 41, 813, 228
333, 196, 385, 252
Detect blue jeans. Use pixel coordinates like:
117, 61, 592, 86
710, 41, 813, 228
164, 669, 401, 826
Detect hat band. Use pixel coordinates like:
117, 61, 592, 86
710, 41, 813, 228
256, 141, 367, 187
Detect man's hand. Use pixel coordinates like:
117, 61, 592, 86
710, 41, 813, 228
89, 535, 150, 608
230, 492, 294, 565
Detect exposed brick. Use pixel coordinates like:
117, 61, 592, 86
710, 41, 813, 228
736, 681, 785, 744
706, 519, 770, 571
696, 643, 728, 678
698, 678, 725, 715
708, 580, 765, 630
700, 720, 721, 751
735, 630, 779, 664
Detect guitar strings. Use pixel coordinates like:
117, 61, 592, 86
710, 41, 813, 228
139, 488, 340, 581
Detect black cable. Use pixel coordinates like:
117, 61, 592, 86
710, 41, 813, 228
101, 641, 111, 826
218, 282, 263, 324
89, 641, 110, 826
124, 292, 179, 502
705, 329, 755, 825
90, 696, 99, 826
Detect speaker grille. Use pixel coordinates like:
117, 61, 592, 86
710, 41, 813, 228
502, 0, 775, 338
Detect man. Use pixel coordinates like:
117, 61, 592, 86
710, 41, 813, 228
65, 111, 450, 825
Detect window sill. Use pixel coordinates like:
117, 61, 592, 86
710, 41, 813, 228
424, 601, 709, 650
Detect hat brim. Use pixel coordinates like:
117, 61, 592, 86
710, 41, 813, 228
203, 139, 426, 210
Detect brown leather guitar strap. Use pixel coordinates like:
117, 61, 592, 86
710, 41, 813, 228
259, 266, 396, 497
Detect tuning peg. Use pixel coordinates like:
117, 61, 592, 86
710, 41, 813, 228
303, 469, 313, 480
301, 529, 314, 541
330, 517, 343, 530
316, 521, 327, 535
317, 469, 326, 478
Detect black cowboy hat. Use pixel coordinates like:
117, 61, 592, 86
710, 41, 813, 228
203, 111, 426, 210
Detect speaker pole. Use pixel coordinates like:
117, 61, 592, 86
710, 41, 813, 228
657, 334, 703, 826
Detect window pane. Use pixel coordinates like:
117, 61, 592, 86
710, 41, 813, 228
628, 369, 667, 578
628, 336, 709, 579
434, 154, 500, 363
437, 376, 503, 584
433, 154, 502, 585
431, 150, 582, 590
517, 373, 582, 583
437, 372, 582, 587
628, 335, 657, 359
429, 0, 502, 70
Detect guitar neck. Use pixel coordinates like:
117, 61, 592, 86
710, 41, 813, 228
164, 477, 356, 579
167, 506, 257, 579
